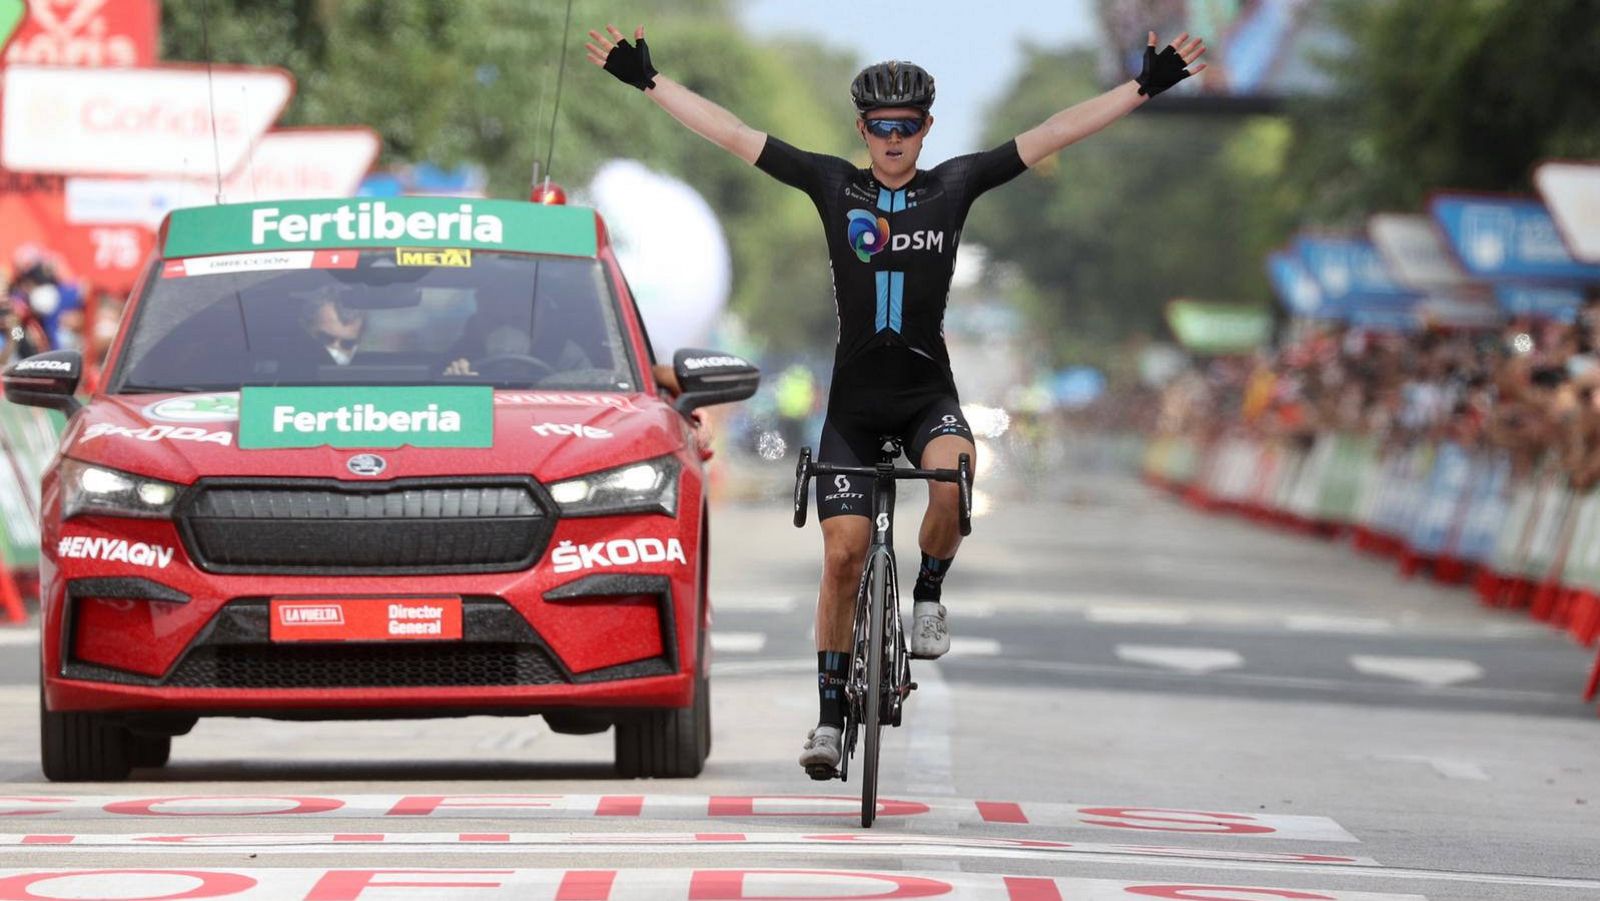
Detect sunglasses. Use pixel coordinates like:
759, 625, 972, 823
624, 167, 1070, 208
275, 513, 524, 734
863, 117, 926, 139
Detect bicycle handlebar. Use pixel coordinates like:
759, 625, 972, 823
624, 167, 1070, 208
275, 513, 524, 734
792, 447, 973, 536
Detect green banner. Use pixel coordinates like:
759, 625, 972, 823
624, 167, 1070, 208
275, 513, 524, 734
0, 403, 64, 569
163, 198, 598, 259
1165, 300, 1274, 355
239, 386, 494, 449
0, 1, 24, 55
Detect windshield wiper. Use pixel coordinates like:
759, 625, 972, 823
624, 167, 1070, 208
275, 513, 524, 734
117, 384, 228, 394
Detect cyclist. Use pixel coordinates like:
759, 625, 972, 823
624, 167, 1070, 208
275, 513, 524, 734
588, 23, 1206, 777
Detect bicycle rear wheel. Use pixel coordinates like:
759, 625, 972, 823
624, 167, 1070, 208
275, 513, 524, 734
861, 550, 889, 828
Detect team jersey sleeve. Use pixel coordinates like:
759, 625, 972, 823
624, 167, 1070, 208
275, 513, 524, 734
932, 140, 1028, 212
755, 136, 853, 203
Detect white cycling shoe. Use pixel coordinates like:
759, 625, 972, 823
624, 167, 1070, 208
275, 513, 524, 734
910, 600, 950, 659
800, 724, 842, 779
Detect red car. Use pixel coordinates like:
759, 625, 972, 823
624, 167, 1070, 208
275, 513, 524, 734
3, 196, 758, 781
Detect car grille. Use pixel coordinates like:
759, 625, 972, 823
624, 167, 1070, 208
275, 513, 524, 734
165, 643, 566, 689
178, 480, 553, 574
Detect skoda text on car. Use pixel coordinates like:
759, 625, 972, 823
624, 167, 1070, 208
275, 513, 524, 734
3, 196, 759, 781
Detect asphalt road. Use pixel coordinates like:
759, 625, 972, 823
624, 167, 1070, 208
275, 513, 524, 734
0, 472, 1595, 899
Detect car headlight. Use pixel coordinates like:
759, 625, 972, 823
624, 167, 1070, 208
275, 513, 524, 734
60, 459, 181, 520
548, 457, 679, 516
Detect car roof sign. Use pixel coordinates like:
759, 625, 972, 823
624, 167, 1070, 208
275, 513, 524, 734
161, 197, 598, 259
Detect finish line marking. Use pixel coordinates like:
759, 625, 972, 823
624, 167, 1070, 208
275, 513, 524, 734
0, 832, 1378, 867
0, 796, 1357, 842
0, 868, 1429, 900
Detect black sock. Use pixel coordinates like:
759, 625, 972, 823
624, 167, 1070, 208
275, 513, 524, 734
913, 553, 954, 601
817, 650, 849, 728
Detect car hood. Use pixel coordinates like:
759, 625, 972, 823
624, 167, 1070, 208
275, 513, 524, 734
64, 391, 686, 485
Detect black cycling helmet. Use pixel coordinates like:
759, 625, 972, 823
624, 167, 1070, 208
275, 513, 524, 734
850, 60, 935, 114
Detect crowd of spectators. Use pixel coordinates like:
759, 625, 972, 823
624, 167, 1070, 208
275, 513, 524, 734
1158, 290, 1600, 486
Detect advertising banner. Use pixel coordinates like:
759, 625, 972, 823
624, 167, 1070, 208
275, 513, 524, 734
163, 197, 598, 258
1267, 249, 1326, 317
1492, 284, 1582, 321
1430, 193, 1600, 281
2, 0, 157, 67
1368, 212, 1471, 290
1165, 299, 1274, 354
1535, 161, 1600, 264
238, 386, 494, 450
1, 64, 294, 179
0, 403, 63, 569
0, 173, 154, 290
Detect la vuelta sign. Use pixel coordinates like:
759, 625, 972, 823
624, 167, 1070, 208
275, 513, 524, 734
2, 0, 158, 67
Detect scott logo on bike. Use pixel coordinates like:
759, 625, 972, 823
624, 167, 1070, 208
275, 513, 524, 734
876, 513, 890, 533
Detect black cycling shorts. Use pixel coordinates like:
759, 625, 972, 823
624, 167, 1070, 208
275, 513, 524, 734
815, 348, 974, 521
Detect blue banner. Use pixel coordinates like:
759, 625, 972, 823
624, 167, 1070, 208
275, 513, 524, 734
1431, 194, 1600, 281
1492, 284, 1582, 322
1295, 236, 1416, 304
1267, 251, 1327, 317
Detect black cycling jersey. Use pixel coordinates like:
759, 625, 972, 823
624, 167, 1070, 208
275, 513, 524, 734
755, 136, 1027, 378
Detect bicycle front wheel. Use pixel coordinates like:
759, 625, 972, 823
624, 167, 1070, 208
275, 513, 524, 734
861, 549, 889, 828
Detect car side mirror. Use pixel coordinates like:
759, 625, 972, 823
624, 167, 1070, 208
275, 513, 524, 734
671, 348, 760, 415
3, 350, 83, 417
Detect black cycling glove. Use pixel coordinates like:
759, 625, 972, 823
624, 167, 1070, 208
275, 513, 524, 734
1136, 44, 1191, 97
603, 37, 658, 91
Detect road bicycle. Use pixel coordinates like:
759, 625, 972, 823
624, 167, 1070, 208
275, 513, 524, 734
792, 437, 971, 827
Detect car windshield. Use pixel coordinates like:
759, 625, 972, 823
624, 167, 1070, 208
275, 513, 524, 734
110, 250, 636, 392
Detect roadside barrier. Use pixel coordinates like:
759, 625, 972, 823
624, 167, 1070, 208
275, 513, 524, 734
1143, 433, 1600, 712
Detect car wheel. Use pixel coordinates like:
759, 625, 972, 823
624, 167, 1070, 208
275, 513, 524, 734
40, 696, 133, 782
614, 669, 709, 778
129, 733, 172, 769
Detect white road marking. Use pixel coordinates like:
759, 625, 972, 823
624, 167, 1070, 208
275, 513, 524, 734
1116, 644, 1245, 675
1349, 655, 1484, 688
1088, 606, 1195, 625
945, 636, 1001, 657
713, 594, 799, 613
1286, 615, 1397, 635
985, 657, 1569, 704
0, 869, 1436, 900
0, 629, 37, 646
1372, 754, 1492, 782
709, 632, 766, 654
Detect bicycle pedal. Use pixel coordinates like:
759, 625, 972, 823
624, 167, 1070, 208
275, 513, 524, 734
805, 764, 838, 782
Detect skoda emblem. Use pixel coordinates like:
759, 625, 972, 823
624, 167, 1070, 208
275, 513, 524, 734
346, 454, 386, 477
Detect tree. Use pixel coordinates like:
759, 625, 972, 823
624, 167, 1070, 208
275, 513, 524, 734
1284, 0, 1600, 223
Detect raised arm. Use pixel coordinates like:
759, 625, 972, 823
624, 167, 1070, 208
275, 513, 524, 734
586, 24, 766, 165
1015, 31, 1206, 169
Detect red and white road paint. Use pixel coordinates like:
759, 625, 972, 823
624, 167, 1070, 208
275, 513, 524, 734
0, 796, 1356, 842
0, 868, 1428, 900
0, 832, 1378, 867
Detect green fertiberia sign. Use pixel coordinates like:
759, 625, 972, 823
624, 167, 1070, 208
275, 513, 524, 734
239, 386, 494, 449
163, 198, 598, 259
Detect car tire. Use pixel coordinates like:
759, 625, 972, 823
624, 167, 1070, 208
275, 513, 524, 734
40, 699, 133, 782
129, 733, 172, 769
614, 669, 709, 778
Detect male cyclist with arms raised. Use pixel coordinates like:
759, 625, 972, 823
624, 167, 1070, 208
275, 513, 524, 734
588, 24, 1206, 777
